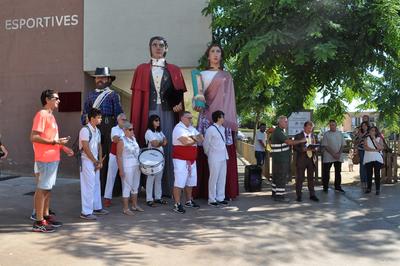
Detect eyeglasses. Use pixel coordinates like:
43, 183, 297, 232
152, 43, 166, 48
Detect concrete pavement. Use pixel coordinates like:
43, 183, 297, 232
1, 158, 400, 266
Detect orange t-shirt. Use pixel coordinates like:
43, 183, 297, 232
32, 110, 60, 162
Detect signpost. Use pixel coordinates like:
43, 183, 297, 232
288, 110, 313, 136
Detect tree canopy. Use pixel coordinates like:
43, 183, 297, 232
203, 0, 400, 131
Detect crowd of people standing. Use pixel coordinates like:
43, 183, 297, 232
0, 36, 385, 234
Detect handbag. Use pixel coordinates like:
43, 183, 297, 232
352, 150, 360, 165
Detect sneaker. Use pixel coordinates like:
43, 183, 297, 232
173, 203, 186, 214
208, 201, 219, 207
309, 195, 319, 202
103, 198, 112, 208
146, 201, 155, 207
365, 189, 371, 194
80, 213, 97, 220
30, 213, 37, 221
185, 200, 200, 209
44, 215, 63, 228
335, 188, 345, 193
154, 199, 168, 205
93, 209, 109, 215
32, 220, 55, 233
217, 200, 228, 205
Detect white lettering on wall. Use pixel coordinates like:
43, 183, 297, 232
4, 15, 79, 31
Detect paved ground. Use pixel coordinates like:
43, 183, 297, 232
1, 158, 400, 266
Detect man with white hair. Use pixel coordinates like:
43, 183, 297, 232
270, 116, 306, 202
103, 113, 127, 207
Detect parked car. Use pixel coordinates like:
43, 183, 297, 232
237, 131, 249, 141
342, 132, 353, 152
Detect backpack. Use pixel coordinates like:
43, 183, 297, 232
72, 126, 92, 169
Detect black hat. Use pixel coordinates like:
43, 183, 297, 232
92, 67, 116, 81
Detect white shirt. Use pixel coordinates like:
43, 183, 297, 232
321, 130, 346, 163
151, 58, 165, 104
79, 123, 101, 161
201, 70, 218, 91
145, 129, 166, 153
254, 131, 266, 152
121, 136, 140, 166
110, 125, 124, 141
364, 137, 384, 165
203, 123, 229, 161
172, 122, 199, 146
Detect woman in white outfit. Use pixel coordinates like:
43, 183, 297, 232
145, 115, 168, 207
116, 122, 143, 215
363, 126, 384, 195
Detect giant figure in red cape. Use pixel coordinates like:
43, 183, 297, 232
130, 36, 187, 196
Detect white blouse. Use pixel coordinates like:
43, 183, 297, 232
200, 70, 218, 91
363, 137, 384, 165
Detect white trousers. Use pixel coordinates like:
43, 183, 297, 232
208, 159, 227, 203
104, 153, 118, 199
122, 164, 141, 198
80, 158, 102, 215
146, 171, 163, 201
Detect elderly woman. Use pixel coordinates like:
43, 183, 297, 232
116, 122, 143, 215
363, 126, 384, 195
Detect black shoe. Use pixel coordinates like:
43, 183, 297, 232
146, 201, 155, 207
335, 188, 345, 193
49, 209, 56, 216
376, 190, 380, 195
365, 189, 371, 194
154, 199, 168, 205
185, 200, 200, 209
217, 200, 228, 205
296, 196, 302, 202
208, 202, 219, 207
173, 203, 186, 214
310, 195, 319, 202
274, 196, 290, 203
323, 188, 328, 193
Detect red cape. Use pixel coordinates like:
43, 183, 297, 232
130, 62, 187, 146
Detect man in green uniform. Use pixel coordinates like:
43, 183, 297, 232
271, 116, 306, 202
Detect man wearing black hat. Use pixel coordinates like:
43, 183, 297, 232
82, 67, 123, 195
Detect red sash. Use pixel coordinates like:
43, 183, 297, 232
172, 145, 197, 162
110, 142, 117, 155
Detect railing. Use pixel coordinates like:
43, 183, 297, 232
236, 140, 398, 183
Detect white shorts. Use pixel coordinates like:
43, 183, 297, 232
173, 159, 197, 188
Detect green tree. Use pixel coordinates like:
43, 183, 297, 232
203, 0, 400, 128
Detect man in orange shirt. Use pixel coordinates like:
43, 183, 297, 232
30, 89, 74, 233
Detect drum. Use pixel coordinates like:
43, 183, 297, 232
138, 148, 165, 175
